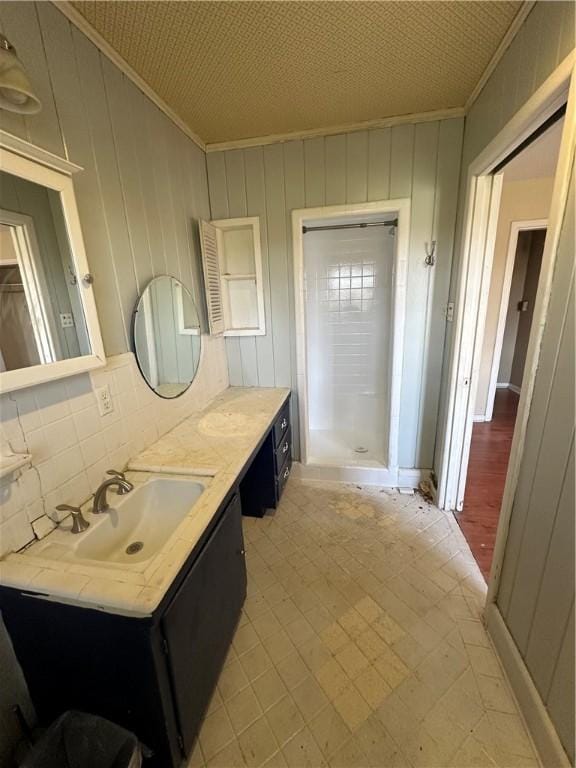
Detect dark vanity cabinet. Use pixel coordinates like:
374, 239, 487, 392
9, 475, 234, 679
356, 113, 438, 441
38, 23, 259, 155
0, 394, 291, 766
0, 491, 246, 768
240, 395, 292, 517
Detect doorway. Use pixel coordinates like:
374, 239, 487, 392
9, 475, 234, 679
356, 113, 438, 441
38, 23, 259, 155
435, 58, 573, 590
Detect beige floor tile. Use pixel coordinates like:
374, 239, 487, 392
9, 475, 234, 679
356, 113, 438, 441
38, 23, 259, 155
199, 707, 235, 761
298, 635, 333, 674
374, 645, 410, 689
240, 644, 274, 682
227, 685, 263, 735
260, 749, 288, 768
234, 622, 261, 655
264, 629, 296, 665
276, 651, 309, 690
291, 675, 329, 720
355, 715, 406, 768
320, 622, 349, 653
252, 610, 283, 641
266, 695, 305, 746
476, 673, 518, 714
335, 642, 370, 678
333, 684, 372, 732
238, 717, 279, 768
329, 736, 369, 768
354, 664, 391, 710
284, 615, 316, 647
218, 657, 251, 701
252, 667, 288, 712
206, 738, 246, 767
315, 658, 349, 700
308, 704, 350, 757
282, 727, 325, 768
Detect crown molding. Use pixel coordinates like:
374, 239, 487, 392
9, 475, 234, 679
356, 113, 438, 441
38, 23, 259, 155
204, 107, 466, 153
52, 1, 206, 152
465, 1, 536, 111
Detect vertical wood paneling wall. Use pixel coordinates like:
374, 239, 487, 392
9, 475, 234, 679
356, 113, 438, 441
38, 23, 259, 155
0, 4, 219, 760
497, 170, 575, 762
0, 2, 212, 354
207, 119, 464, 466
432, 2, 574, 761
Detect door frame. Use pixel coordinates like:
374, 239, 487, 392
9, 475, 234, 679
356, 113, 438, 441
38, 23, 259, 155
435, 51, 574, 593
483, 218, 548, 422
291, 198, 410, 484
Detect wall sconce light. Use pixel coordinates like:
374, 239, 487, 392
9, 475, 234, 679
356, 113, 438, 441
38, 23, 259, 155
0, 33, 41, 114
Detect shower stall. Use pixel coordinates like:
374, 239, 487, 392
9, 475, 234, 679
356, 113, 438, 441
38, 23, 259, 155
294, 202, 408, 482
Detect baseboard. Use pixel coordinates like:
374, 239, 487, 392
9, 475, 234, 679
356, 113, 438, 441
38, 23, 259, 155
509, 383, 521, 395
496, 382, 510, 389
292, 462, 430, 488
473, 415, 488, 422
485, 602, 570, 768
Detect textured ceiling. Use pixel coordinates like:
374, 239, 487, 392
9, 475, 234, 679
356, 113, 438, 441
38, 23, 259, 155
72, 1, 523, 145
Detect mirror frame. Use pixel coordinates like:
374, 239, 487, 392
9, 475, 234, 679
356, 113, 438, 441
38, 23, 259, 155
0, 130, 106, 393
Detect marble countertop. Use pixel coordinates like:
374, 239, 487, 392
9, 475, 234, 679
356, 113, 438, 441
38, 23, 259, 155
0, 387, 290, 617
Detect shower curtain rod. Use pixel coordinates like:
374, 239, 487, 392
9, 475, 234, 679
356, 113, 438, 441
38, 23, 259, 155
302, 219, 398, 233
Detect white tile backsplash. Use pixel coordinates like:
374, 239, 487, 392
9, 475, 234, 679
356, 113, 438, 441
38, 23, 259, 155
0, 336, 229, 557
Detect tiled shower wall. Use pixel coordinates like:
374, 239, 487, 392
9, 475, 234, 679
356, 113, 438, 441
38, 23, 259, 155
0, 342, 228, 558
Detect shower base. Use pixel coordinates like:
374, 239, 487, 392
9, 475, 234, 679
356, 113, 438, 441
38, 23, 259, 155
308, 429, 386, 467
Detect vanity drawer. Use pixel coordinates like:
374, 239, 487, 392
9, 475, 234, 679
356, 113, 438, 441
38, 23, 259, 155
276, 453, 292, 501
273, 401, 290, 448
274, 427, 291, 472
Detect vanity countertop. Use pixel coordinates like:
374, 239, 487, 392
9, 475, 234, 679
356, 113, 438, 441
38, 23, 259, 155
0, 387, 290, 617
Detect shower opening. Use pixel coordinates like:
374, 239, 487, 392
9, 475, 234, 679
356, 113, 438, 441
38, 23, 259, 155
293, 201, 409, 482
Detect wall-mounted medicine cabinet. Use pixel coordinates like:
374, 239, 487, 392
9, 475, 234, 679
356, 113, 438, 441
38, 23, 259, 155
0, 131, 105, 393
200, 217, 266, 337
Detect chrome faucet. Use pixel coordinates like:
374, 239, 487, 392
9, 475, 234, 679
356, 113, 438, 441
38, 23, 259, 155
93, 476, 133, 514
56, 504, 90, 534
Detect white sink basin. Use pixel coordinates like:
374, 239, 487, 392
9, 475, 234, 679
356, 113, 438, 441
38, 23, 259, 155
35, 477, 206, 565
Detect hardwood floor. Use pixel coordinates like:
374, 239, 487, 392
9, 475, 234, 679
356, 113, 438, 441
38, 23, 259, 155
456, 388, 519, 581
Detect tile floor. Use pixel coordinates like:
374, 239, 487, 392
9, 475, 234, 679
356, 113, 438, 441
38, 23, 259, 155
188, 477, 539, 768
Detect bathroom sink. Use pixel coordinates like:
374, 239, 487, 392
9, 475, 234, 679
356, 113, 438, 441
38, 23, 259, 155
76, 477, 205, 564
34, 477, 206, 566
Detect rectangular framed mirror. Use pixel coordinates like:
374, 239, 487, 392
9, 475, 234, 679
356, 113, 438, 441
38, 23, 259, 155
0, 133, 105, 392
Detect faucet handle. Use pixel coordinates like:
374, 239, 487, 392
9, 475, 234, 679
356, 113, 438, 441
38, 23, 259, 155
55, 504, 90, 534
106, 469, 126, 480
106, 469, 133, 494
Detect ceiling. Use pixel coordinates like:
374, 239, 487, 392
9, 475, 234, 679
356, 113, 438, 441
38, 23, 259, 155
503, 118, 564, 181
72, 1, 524, 146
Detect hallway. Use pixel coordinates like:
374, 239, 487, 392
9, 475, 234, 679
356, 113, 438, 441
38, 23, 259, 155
457, 389, 520, 580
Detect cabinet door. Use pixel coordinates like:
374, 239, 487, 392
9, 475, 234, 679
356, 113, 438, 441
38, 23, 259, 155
162, 494, 246, 755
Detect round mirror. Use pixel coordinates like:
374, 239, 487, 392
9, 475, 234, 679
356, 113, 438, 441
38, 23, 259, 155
133, 276, 201, 399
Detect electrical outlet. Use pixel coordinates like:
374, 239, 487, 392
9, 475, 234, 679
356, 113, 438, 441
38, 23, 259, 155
95, 385, 114, 416
60, 313, 74, 328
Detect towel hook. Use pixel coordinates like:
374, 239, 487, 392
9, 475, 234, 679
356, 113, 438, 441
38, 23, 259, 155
424, 241, 436, 266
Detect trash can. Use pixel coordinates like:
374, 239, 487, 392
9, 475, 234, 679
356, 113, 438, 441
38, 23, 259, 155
22, 710, 143, 768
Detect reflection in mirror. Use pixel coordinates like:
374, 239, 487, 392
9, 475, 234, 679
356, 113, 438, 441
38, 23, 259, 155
0, 170, 91, 372
133, 276, 201, 399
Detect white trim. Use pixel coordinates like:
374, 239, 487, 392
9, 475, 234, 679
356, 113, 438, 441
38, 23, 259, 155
484, 218, 547, 422
0, 144, 106, 392
292, 461, 429, 489
508, 383, 522, 395
464, 2, 536, 111
472, 415, 487, 423
291, 199, 410, 482
485, 603, 571, 768
205, 108, 464, 153
487, 67, 576, 603
436, 52, 574, 514
0, 129, 82, 175
53, 1, 206, 152
496, 382, 510, 389
0, 209, 58, 364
